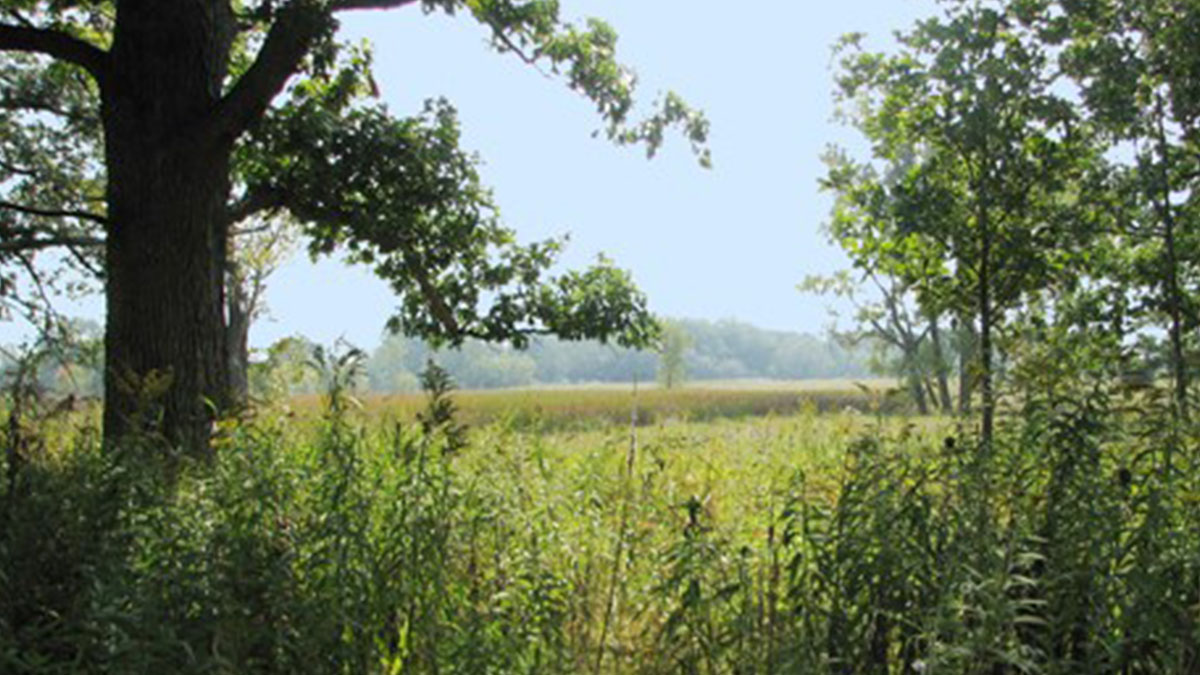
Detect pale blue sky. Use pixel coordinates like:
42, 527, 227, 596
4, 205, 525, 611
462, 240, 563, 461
257, 0, 941, 349
5, 1, 942, 349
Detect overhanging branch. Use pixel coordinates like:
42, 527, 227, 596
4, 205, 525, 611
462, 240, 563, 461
331, 0, 421, 11
0, 199, 107, 225
0, 24, 108, 83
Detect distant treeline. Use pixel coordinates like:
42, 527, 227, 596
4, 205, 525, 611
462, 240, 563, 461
359, 318, 872, 391
1, 318, 873, 397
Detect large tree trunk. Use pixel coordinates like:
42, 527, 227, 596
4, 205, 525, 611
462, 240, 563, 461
101, 1, 235, 455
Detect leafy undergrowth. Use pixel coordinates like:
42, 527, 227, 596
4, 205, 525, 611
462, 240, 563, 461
3, 379, 1200, 673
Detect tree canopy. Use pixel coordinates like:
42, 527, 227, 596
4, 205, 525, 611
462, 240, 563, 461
821, 3, 1101, 442
0, 0, 709, 452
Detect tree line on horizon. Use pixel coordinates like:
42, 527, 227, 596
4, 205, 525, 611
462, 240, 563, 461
255, 317, 878, 394
0, 317, 878, 396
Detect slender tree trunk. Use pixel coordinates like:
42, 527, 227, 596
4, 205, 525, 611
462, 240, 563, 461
928, 317, 954, 413
923, 377, 938, 411
957, 319, 974, 416
1153, 95, 1189, 423
226, 266, 251, 406
909, 373, 929, 415
101, 0, 236, 455
977, 187, 995, 450
905, 344, 929, 415
1163, 224, 1185, 418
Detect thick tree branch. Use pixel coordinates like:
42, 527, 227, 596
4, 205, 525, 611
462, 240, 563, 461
227, 187, 286, 226
401, 249, 462, 336
331, 0, 420, 10
0, 24, 108, 83
209, 0, 422, 143
207, 2, 328, 142
0, 199, 107, 225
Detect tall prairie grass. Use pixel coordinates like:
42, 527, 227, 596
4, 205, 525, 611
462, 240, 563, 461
3, 370, 1199, 673
289, 379, 905, 431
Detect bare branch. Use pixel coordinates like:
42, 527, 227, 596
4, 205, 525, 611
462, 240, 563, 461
0, 94, 70, 117
0, 93, 96, 125
13, 251, 66, 333
0, 24, 108, 83
65, 243, 104, 277
232, 221, 276, 236
485, 22, 539, 66
3, 9, 36, 29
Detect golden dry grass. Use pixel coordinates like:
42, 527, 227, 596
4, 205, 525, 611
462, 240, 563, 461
288, 378, 905, 430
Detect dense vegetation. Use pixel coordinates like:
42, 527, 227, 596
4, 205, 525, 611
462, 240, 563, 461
3, 356, 1199, 674
4, 0, 1200, 673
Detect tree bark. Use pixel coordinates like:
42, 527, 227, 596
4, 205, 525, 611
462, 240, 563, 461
226, 264, 251, 406
101, 0, 236, 455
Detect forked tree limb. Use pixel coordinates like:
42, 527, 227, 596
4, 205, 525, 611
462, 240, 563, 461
208, 0, 420, 143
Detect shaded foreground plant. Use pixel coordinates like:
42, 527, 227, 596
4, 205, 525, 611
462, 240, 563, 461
0, 354, 575, 674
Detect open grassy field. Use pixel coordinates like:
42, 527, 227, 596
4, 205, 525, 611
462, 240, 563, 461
288, 378, 905, 430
